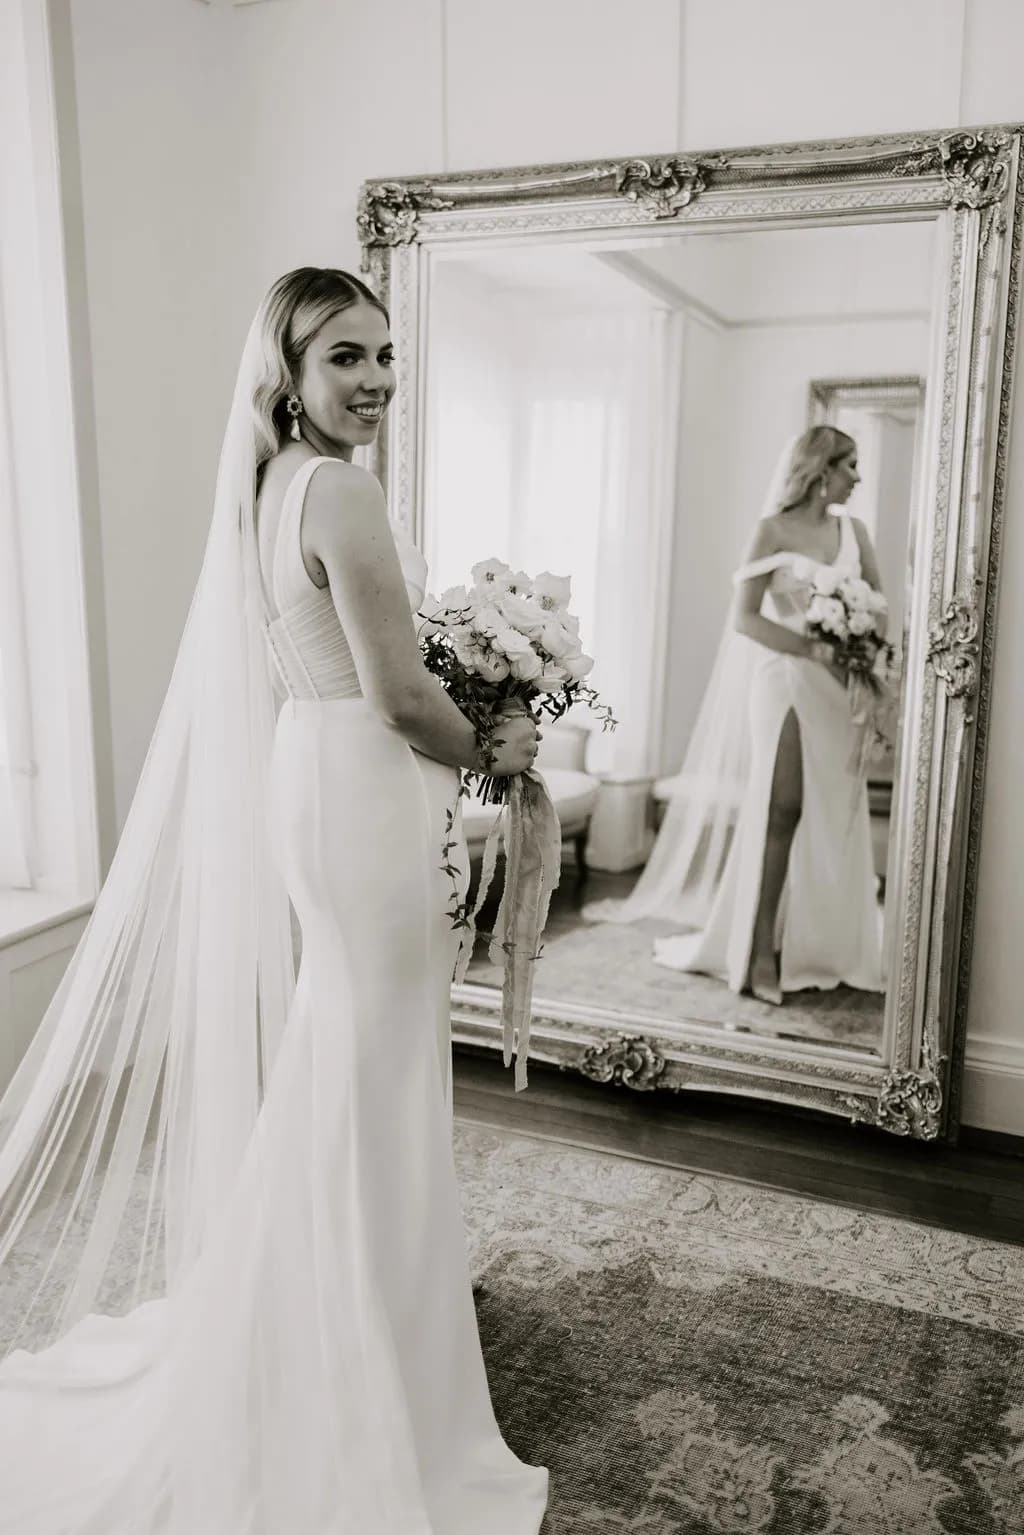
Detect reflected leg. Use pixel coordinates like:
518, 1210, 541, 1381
747, 708, 803, 1004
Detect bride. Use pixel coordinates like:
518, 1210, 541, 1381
0, 269, 549, 1532
588, 426, 886, 1006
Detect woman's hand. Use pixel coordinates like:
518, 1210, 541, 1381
487, 706, 540, 777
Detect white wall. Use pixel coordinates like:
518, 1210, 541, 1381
53, 0, 1024, 1131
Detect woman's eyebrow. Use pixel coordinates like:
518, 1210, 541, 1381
325, 340, 394, 355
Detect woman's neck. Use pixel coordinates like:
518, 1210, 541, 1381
783, 497, 832, 523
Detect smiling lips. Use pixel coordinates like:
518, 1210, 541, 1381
348, 402, 385, 422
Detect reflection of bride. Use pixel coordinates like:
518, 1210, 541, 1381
587, 426, 886, 1005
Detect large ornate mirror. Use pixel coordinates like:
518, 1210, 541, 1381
358, 128, 1021, 1142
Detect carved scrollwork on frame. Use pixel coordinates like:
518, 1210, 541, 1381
357, 181, 456, 270
894, 131, 1013, 213
579, 1034, 667, 1091
842, 1036, 947, 1140
927, 591, 982, 701
613, 156, 721, 219
939, 131, 1013, 211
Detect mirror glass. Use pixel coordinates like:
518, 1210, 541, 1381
422, 219, 939, 1056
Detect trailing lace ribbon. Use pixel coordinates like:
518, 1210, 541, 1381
452, 770, 562, 1090
846, 673, 894, 781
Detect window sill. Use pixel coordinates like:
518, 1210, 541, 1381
0, 888, 93, 950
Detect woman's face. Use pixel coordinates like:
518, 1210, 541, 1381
294, 302, 396, 459
827, 448, 860, 505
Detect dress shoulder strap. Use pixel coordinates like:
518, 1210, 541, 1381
271, 456, 334, 613
838, 512, 859, 567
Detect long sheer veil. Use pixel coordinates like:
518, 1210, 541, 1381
585, 435, 800, 931
0, 308, 295, 1357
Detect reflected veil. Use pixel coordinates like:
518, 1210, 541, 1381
584, 434, 802, 932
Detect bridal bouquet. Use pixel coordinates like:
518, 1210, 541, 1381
805, 570, 897, 775
805, 571, 893, 690
417, 558, 615, 1089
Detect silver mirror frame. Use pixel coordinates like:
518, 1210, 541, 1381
358, 126, 1022, 1142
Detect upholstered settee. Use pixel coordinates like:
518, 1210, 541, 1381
460, 721, 600, 878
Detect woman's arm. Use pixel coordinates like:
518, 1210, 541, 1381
851, 516, 889, 638
730, 520, 816, 658
303, 461, 536, 775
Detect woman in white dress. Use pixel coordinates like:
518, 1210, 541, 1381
0, 269, 549, 1532
589, 427, 886, 1007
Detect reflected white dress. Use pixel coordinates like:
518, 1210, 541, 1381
0, 457, 549, 1534
654, 513, 885, 995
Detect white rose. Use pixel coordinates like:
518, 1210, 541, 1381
471, 604, 504, 638
470, 558, 513, 597
532, 572, 572, 612
498, 592, 547, 637
510, 650, 543, 682
841, 578, 871, 611
813, 568, 842, 598
535, 664, 570, 692
439, 584, 473, 614
809, 596, 848, 637
848, 608, 875, 637
475, 651, 510, 683
563, 653, 595, 681
539, 620, 579, 660
868, 588, 889, 615
492, 626, 534, 659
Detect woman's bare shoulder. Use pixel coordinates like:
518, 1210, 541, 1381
743, 516, 782, 558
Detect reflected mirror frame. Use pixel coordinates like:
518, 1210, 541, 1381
357, 125, 1023, 1143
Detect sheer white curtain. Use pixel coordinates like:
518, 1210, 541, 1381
0, 294, 35, 889
509, 308, 683, 777
426, 299, 683, 780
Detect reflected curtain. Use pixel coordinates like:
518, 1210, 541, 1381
427, 301, 682, 781
0, 293, 35, 888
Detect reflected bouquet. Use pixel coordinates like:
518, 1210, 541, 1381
805, 571, 894, 690
417, 558, 616, 1089
805, 570, 897, 777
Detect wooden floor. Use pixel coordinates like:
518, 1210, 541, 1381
452, 1047, 1024, 1248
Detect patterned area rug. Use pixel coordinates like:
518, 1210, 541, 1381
467, 915, 886, 1052
453, 1121, 1024, 1534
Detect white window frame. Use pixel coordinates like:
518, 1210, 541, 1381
0, 0, 108, 945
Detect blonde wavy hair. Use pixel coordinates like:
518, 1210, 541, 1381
777, 425, 856, 513
249, 267, 390, 475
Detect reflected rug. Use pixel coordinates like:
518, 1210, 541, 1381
453, 1121, 1024, 1534
467, 917, 885, 1052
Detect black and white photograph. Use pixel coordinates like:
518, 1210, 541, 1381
0, 3, 1022, 1531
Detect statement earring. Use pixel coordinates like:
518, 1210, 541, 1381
286, 393, 304, 442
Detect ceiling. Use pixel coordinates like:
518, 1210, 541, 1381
434, 219, 937, 328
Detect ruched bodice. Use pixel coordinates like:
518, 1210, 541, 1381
260, 457, 428, 702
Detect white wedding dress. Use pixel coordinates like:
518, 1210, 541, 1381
0, 457, 549, 1533
653, 513, 885, 994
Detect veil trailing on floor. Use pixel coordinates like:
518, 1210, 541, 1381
584, 434, 803, 932
0, 307, 296, 1359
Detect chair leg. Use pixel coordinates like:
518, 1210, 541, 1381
574, 831, 588, 884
